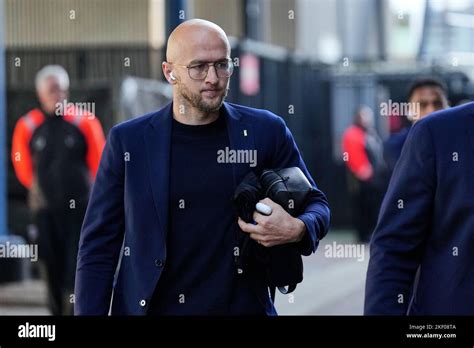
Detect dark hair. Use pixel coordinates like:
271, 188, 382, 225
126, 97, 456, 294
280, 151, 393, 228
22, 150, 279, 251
407, 77, 448, 101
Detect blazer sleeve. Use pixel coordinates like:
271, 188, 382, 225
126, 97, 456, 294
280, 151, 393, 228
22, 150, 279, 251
271, 116, 331, 256
364, 119, 436, 315
75, 126, 125, 315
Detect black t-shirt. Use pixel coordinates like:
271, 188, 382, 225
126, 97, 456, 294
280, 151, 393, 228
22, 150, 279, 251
148, 111, 266, 315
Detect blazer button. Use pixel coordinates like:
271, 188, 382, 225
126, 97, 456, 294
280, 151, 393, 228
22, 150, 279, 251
155, 259, 164, 268
139, 299, 147, 307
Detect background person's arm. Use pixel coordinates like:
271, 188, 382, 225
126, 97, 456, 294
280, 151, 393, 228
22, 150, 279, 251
11, 118, 34, 189
364, 119, 436, 315
75, 126, 125, 315
78, 115, 106, 180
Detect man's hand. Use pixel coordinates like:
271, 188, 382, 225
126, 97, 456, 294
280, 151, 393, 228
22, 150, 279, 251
237, 198, 306, 248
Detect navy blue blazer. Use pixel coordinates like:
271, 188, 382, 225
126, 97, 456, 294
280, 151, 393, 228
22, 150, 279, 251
383, 126, 410, 175
75, 102, 330, 315
365, 102, 474, 315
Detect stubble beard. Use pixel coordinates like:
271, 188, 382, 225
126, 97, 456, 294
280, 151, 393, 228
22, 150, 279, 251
178, 83, 229, 113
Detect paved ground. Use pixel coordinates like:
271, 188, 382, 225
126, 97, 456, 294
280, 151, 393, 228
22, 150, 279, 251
275, 231, 369, 315
0, 230, 368, 315
0, 279, 50, 315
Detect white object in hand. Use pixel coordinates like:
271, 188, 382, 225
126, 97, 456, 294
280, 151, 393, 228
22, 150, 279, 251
256, 202, 272, 216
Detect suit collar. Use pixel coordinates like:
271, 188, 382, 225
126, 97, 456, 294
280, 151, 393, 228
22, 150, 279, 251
223, 102, 243, 121
148, 102, 173, 129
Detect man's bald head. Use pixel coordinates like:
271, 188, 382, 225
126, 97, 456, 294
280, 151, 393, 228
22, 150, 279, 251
166, 19, 230, 63
163, 19, 232, 122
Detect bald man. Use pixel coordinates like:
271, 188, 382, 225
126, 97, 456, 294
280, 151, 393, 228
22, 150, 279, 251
75, 19, 330, 315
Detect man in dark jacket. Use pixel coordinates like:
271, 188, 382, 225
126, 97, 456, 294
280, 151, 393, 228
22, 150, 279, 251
75, 19, 330, 315
365, 102, 474, 315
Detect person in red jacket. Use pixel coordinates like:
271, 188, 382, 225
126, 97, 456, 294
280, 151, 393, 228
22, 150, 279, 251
342, 106, 386, 242
11, 65, 105, 315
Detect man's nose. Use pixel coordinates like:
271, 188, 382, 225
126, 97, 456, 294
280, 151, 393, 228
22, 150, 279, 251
205, 65, 219, 84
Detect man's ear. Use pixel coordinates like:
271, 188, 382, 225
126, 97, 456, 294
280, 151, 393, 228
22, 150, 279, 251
162, 62, 176, 84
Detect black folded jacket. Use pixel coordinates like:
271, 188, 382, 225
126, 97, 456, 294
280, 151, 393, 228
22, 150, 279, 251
233, 167, 313, 296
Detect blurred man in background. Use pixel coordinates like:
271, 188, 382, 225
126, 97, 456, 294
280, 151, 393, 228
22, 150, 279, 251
342, 106, 386, 243
11, 65, 105, 315
384, 78, 449, 176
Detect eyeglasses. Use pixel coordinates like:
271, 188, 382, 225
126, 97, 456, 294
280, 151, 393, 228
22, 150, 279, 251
169, 59, 234, 80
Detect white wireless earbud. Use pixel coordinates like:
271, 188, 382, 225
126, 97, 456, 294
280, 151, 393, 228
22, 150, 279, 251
170, 72, 176, 81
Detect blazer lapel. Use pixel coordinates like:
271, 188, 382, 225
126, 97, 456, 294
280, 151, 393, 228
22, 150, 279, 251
144, 103, 172, 238
468, 112, 474, 155
466, 113, 474, 179
224, 102, 257, 189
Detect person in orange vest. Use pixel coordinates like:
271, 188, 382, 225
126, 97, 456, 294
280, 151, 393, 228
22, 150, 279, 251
342, 106, 387, 243
11, 65, 105, 315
